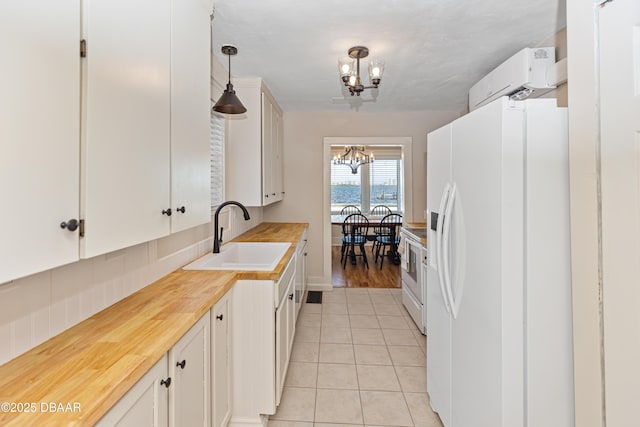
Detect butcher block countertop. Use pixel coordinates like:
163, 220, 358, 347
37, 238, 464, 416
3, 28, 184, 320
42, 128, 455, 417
0, 222, 308, 426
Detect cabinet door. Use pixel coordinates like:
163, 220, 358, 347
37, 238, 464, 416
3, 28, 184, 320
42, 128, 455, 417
170, 0, 212, 233
82, 0, 171, 258
169, 312, 210, 427
211, 291, 232, 427
272, 107, 284, 202
275, 295, 288, 406
275, 275, 295, 406
294, 239, 308, 319
261, 93, 274, 205
286, 281, 296, 358
97, 355, 169, 427
0, 0, 80, 284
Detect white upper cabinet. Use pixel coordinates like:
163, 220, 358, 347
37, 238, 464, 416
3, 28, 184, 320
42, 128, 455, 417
170, 0, 212, 233
227, 78, 284, 207
81, 0, 172, 257
0, 1, 81, 284
263, 92, 285, 205
82, 0, 212, 258
1, 0, 212, 281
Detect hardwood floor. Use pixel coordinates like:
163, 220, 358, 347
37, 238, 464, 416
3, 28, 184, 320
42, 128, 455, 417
331, 245, 401, 288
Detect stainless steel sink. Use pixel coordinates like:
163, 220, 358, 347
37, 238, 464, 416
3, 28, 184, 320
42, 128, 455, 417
182, 242, 291, 271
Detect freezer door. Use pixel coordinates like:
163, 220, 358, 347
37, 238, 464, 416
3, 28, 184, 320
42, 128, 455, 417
425, 123, 452, 425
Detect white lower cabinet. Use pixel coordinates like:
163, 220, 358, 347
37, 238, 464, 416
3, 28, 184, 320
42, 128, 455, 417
275, 275, 295, 406
97, 355, 169, 427
230, 258, 296, 426
211, 290, 233, 427
97, 312, 210, 427
294, 230, 309, 319
168, 312, 211, 427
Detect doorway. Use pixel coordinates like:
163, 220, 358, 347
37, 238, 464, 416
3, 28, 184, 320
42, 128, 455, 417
322, 137, 413, 288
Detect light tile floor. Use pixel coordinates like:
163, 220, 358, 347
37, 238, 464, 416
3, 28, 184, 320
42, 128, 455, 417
269, 288, 443, 427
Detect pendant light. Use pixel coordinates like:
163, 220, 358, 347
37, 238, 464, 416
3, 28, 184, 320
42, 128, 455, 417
213, 45, 247, 114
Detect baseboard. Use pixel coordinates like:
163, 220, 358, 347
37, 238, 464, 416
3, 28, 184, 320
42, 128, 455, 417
308, 275, 334, 292
307, 282, 333, 292
228, 414, 268, 427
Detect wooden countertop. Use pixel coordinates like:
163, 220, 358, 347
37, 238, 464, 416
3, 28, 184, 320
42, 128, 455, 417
0, 222, 308, 426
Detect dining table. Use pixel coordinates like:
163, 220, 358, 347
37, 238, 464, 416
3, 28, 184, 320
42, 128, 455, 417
331, 214, 403, 265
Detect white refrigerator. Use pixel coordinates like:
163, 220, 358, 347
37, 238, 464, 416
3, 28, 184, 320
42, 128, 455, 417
425, 97, 574, 427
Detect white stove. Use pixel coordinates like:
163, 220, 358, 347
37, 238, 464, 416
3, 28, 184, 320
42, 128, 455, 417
400, 227, 427, 334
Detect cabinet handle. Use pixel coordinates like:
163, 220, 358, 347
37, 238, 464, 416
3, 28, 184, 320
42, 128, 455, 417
304, 252, 308, 256
176, 360, 186, 369
288, 293, 294, 300
162, 208, 172, 216
60, 219, 79, 232
160, 377, 172, 388
216, 314, 224, 321
272, 193, 276, 196
176, 206, 186, 214
265, 194, 269, 198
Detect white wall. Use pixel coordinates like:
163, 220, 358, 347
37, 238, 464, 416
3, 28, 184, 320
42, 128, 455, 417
566, 1, 604, 425
538, 27, 568, 107
263, 111, 459, 284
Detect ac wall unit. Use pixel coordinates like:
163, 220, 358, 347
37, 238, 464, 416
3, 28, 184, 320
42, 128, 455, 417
468, 47, 556, 111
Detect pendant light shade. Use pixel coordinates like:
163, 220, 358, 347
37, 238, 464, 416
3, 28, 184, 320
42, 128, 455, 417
213, 45, 247, 114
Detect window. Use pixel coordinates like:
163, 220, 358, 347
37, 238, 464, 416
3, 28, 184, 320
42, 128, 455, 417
369, 158, 402, 212
210, 109, 225, 207
331, 162, 362, 212
330, 146, 403, 214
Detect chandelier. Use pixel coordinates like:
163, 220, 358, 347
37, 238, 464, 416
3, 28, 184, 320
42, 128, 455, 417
338, 46, 385, 96
333, 146, 374, 174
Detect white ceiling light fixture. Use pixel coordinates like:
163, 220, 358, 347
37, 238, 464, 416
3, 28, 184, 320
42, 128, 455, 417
333, 146, 374, 174
338, 46, 385, 96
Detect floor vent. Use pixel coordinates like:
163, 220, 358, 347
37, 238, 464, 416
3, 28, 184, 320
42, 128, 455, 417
306, 291, 323, 304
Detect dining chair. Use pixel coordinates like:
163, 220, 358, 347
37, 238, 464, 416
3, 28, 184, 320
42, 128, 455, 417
340, 205, 362, 215
339, 205, 362, 262
374, 213, 403, 269
341, 213, 370, 269
370, 205, 392, 217
369, 205, 393, 254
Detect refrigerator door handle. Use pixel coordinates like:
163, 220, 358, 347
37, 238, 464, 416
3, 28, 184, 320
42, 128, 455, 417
436, 183, 451, 313
442, 183, 457, 319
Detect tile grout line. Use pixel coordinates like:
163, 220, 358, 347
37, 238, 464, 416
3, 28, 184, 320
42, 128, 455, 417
347, 300, 367, 427
313, 301, 323, 424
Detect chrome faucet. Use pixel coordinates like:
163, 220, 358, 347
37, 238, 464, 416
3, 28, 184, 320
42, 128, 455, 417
213, 201, 251, 253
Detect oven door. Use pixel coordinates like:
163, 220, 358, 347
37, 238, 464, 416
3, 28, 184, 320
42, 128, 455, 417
401, 236, 422, 304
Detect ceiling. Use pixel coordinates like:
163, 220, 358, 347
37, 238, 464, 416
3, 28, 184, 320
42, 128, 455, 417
211, 0, 566, 113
